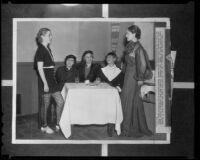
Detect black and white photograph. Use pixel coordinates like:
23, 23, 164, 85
2, 3, 196, 157
12, 18, 172, 143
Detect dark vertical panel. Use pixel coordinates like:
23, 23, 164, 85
165, 29, 171, 127
2, 87, 13, 155
16, 94, 21, 115
1, 6, 13, 79
170, 3, 194, 82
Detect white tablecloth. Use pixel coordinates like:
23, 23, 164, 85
59, 83, 123, 139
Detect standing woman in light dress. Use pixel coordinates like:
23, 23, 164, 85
34, 28, 64, 134
121, 25, 153, 137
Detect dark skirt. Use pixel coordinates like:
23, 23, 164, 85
38, 68, 61, 94
120, 56, 153, 137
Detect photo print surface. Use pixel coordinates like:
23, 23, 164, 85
13, 18, 172, 144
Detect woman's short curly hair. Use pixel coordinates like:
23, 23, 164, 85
64, 54, 77, 65
104, 51, 118, 65
128, 25, 141, 39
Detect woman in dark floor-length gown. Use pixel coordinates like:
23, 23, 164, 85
121, 25, 153, 137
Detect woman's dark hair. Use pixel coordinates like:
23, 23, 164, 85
104, 51, 117, 65
81, 50, 94, 63
36, 28, 51, 45
128, 25, 141, 39
64, 54, 77, 65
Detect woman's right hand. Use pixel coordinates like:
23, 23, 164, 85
138, 81, 144, 86
44, 83, 49, 92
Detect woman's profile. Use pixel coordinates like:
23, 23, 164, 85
34, 28, 64, 134
121, 24, 153, 137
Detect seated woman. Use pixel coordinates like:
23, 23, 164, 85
97, 52, 124, 137
76, 50, 100, 83
97, 52, 124, 92
56, 54, 79, 90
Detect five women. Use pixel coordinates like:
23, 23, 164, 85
34, 24, 153, 137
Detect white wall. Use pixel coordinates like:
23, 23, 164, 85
17, 21, 110, 62
116, 22, 154, 60
17, 21, 154, 62
78, 22, 111, 61
135, 22, 154, 60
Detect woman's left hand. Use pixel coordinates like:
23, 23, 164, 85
116, 86, 122, 93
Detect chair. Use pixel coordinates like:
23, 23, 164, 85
140, 70, 155, 104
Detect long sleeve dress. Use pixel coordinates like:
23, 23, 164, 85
121, 40, 153, 137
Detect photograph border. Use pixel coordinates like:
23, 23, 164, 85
12, 18, 171, 144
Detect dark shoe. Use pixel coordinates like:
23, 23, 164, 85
68, 134, 74, 140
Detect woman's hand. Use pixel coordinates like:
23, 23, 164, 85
138, 81, 144, 86
44, 83, 49, 92
116, 86, 122, 93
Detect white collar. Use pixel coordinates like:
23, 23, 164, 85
101, 65, 121, 81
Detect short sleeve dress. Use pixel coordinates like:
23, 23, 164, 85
34, 43, 60, 94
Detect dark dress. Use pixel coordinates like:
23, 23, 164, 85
76, 62, 101, 82
34, 43, 59, 94
121, 41, 153, 137
34, 44, 61, 127
55, 65, 79, 90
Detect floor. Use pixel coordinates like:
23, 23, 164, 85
16, 114, 167, 141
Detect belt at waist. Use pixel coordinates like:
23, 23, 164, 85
43, 66, 54, 68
